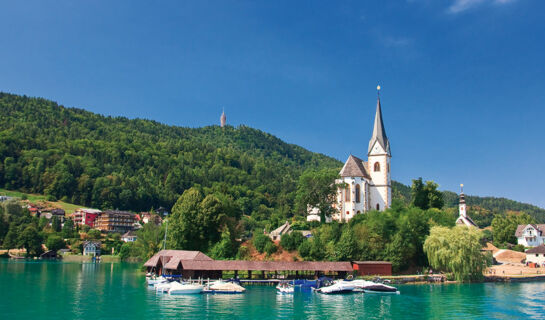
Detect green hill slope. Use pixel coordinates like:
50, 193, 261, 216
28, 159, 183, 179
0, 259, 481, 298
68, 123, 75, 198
1, 92, 543, 224
0, 92, 340, 215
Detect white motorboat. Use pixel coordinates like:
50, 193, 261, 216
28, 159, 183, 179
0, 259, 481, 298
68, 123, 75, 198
276, 282, 294, 294
315, 281, 355, 294
206, 280, 245, 294
168, 282, 204, 295
147, 276, 167, 286
349, 279, 399, 294
155, 281, 174, 293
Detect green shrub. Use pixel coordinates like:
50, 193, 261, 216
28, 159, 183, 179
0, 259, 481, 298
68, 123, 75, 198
253, 233, 272, 253
264, 242, 277, 255
46, 234, 66, 252
46, 194, 57, 202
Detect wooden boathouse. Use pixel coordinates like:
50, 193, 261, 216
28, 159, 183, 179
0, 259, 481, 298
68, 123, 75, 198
144, 250, 354, 279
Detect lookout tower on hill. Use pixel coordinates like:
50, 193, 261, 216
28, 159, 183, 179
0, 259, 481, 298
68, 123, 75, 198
220, 109, 226, 128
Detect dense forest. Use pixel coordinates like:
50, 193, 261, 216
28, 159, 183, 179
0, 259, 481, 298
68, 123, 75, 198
0, 92, 339, 221
1, 91, 544, 228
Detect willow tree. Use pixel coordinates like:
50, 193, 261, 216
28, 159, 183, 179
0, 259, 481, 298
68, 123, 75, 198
423, 226, 488, 282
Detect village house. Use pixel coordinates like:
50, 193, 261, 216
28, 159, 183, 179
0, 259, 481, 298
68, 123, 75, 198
141, 212, 162, 225
525, 245, 545, 266
72, 208, 102, 227
121, 230, 137, 242
269, 221, 291, 241
94, 210, 137, 233
83, 241, 101, 256
515, 224, 545, 247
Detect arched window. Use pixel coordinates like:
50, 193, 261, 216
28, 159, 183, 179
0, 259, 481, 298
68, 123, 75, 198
356, 210, 360, 214
374, 162, 381, 172
355, 184, 361, 203
376, 204, 380, 210
345, 186, 350, 201
387, 163, 390, 173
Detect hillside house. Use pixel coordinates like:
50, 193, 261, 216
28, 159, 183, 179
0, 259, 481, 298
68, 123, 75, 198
515, 224, 545, 247
121, 231, 137, 242
526, 245, 545, 266
83, 241, 101, 256
269, 221, 291, 241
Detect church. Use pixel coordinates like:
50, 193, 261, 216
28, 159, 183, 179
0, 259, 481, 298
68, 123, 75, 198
308, 87, 392, 223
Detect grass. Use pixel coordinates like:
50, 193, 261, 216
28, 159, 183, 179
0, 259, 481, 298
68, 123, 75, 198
0, 188, 83, 214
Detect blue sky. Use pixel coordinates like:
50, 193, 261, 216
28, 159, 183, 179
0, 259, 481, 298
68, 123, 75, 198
1, 1, 544, 207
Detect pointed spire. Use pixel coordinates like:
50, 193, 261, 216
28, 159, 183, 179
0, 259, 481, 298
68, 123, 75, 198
220, 108, 226, 128
368, 85, 391, 156
459, 184, 465, 204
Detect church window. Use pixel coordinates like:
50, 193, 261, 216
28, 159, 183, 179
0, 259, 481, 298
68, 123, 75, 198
374, 162, 380, 172
356, 211, 360, 214
355, 184, 361, 203
376, 204, 380, 210
345, 186, 350, 201
387, 163, 390, 173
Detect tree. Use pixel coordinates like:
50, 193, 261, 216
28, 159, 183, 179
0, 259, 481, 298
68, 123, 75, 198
46, 234, 65, 252
411, 178, 444, 210
264, 241, 277, 256
18, 226, 43, 256
491, 212, 534, 245
280, 231, 305, 251
209, 228, 237, 259
87, 229, 102, 239
62, 218, 75, 238
335, 228, 358, 261
252, 233, 272, 254
424, 226, 488, 282
168, 188, 224, 252
135, 222, 164, 260
295, 168, 339, 223
3, 224, 19, 249
51, 216, 61, 232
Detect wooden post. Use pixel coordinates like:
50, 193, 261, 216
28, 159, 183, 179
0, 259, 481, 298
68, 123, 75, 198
248, 270, 252, 279
261, 270, 265, 279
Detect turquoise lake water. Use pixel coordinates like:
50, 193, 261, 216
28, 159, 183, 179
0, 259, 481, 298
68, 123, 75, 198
1, 259, 545, 319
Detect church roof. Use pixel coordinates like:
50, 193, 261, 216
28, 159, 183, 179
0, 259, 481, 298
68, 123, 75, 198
456, 215, 478, 228
339, 155, 371, 179
368, 96, 391, 156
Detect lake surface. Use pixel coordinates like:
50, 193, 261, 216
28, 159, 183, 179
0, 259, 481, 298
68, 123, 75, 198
1, 259, 545, 319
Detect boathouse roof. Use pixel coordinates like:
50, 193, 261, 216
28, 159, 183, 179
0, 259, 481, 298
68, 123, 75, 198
179, 260, 354, 272
143, 250, 213, 268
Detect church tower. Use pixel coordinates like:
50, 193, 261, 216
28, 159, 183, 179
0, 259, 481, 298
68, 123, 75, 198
367, 86, 391, 211
220, 109, 226, 128
459, 184, 467, 217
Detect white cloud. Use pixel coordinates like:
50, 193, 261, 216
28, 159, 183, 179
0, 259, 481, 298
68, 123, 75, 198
447, 0, 518, 14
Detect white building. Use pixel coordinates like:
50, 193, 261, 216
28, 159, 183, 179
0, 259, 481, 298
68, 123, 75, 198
516, 224, 545, 247
308, 88, 392, 223
455, 184, 478, 227
525, 245, 545, 265
333, 89, 391, 222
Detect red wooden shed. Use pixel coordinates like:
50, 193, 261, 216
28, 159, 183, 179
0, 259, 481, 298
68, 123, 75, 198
352, 261, 392, 276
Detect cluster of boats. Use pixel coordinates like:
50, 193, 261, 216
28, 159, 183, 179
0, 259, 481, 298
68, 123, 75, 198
277, 278, 399, 295
148, 274, 398, 296
147, 275, 245, 295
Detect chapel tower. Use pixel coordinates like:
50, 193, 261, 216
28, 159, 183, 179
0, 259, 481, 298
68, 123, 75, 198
367, 86, 391, 211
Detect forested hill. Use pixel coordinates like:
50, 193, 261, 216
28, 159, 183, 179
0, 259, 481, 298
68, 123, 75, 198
1, 92, 543, 224
393, 181, 545, 223
0, 92, 341, 215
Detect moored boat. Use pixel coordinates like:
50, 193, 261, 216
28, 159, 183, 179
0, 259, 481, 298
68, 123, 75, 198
314, 281, 355, 294
205, 280, 245, 294
350, 279, 399, 294
168, 282, 204, 295
276, 282, 295, 294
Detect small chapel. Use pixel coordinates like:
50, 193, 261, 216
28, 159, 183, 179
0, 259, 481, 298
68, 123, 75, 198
308, 87, 392, 223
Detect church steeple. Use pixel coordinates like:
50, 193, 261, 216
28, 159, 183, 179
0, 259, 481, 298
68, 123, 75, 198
368, 86, 390, 156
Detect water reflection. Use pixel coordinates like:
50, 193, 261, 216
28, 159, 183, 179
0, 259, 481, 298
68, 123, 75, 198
3, 260, 545, 320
